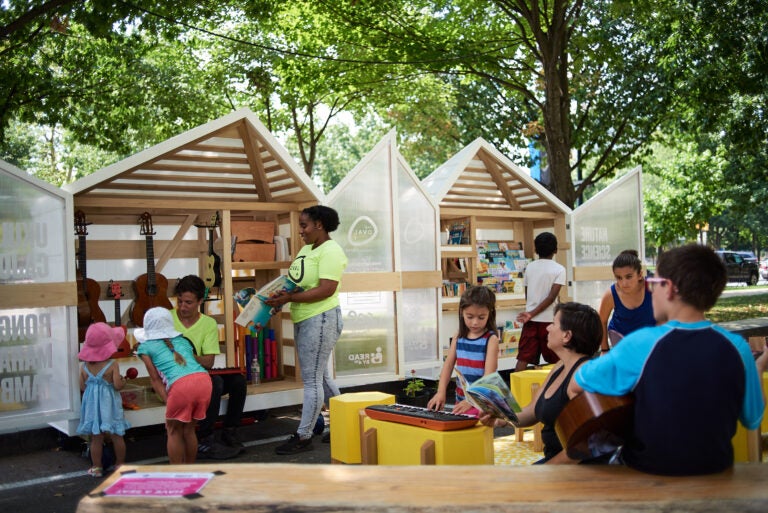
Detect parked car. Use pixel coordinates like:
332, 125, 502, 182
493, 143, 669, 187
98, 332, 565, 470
716, 250, 760, 286
760, 259, 768, 281
736, 251, 758, 263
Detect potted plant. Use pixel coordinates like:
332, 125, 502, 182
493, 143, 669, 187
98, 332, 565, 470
398, 370, 432, 407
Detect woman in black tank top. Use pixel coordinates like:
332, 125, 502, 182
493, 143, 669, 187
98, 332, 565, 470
480, 302, 602, 464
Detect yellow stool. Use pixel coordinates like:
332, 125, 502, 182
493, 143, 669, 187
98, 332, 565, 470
732, 422, 762, 463
732, 370, 767, 463
509, 368, 552, 451
762, 372, 768, 434
329, 392, 395, 464
361, 416, 493, 465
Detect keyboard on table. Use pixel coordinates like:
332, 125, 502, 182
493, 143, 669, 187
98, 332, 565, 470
364, 404, 479, 431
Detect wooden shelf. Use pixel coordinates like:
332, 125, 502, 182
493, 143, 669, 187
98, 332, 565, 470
440, 245, 476, 258
232, 261, 291, 271
441, 293, 525, 311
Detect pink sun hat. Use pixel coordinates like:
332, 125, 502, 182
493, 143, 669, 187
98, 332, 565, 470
78, 322, 126, 362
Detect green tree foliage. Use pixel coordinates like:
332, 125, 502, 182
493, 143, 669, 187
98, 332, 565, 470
635, 0, 768, 251
1, 1, 234, 163
642, 139, 728, 249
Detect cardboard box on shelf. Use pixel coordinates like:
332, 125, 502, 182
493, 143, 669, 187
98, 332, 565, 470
231, 220, 275, 243
233, 242, 276, 262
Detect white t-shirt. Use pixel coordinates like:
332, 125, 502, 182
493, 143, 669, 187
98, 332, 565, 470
523, 258, 566, 322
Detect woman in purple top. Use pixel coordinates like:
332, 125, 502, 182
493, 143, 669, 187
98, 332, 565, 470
598, 250, 655, 352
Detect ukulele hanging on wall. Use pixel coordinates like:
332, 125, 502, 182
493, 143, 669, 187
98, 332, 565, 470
74, 210, 106, 341
131, 212, 173, 327
108, 280, 132, 358
201, 211, 222, 292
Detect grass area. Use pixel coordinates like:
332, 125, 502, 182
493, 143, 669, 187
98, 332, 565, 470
708, 292, 768, 323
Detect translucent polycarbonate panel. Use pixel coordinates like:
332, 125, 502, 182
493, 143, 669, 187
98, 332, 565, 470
334, 291, 396, 376
400, 288, 439, 363
571, 169, 643, 308
0, 306, 76, 433
572, 170, 643, 268
1, 164, 77, 432
572, 280, 614, 311
397, 160, 437, 271
1, 172, 68, 283
328, 149, 394, 272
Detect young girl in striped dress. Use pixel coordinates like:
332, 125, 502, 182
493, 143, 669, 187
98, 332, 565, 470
428, 286, 500, 415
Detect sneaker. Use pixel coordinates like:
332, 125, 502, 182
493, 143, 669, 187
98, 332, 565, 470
275, 433, 313, 455
87, 467, 103, 478
321, 431, 331, 443
197, 438, 240, 460
313, 414, 325, 436
221, 427, 246, 453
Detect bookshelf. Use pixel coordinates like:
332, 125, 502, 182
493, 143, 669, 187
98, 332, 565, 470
439, 215, 529, 311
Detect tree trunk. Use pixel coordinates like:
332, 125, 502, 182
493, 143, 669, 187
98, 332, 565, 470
516, 0, 581, 208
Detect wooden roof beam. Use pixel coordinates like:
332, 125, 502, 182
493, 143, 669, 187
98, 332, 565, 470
239, 120, 272, 201
477, 149, 522, 210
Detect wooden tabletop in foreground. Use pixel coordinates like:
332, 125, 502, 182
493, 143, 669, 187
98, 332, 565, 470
77, 463, 768, 513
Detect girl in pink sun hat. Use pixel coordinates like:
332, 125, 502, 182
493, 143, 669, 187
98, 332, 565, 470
77, 322, 131, 477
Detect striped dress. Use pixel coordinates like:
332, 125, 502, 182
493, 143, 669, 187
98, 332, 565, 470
454, 330, 494, 401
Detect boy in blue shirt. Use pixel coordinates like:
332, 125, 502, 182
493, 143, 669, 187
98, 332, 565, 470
570, 244, 764, 475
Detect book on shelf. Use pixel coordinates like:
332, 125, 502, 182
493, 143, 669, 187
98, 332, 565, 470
455, 369, 521, 425
447, 220, 468, 245
234, 275, 302, 329
442, 280, 468, 298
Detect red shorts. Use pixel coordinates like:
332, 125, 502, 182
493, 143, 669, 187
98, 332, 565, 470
166, 372, 212, 423
517, 321, 560, 365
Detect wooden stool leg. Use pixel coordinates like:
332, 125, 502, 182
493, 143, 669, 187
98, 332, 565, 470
515, 427, 524, 442
361, 427, 378, 465
747, 428, 762, 463
420, 440, 436, 465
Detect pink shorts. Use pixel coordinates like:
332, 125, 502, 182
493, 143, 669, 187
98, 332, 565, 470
166, 373, 212, 423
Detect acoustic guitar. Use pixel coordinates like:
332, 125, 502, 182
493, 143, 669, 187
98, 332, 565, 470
131, 212, 173, 327
74, 211, 106, 341
108, 280, 132, 358
555, 391, 634, 460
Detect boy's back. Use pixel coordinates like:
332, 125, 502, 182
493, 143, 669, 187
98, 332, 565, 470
523, 258, 566, 322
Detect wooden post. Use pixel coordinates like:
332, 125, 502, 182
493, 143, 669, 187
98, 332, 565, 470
361, 428, 378, 465
420, 440, 436, 465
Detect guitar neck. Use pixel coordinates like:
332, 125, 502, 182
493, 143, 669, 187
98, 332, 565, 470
147, 235, 156, 290
208, 228, 215, 254
114, 297, 121, 327
77, 234, 88, 280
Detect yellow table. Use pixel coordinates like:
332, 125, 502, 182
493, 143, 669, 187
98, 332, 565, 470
361, 415, 493, 465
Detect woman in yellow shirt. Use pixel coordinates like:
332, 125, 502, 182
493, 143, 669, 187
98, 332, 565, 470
266, 205, 348, 455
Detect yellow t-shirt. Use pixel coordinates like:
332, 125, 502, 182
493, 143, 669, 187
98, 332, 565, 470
287, 240, 347, 323
171, 309, 219, 356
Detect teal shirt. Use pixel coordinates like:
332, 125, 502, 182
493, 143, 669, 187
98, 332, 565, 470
287, 239, 347, 323
137, 335, 207, 389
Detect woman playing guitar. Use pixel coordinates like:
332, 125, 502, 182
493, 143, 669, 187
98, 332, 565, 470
479, 302, 603, 464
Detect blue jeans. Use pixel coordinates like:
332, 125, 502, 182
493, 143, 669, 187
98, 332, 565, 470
295, 307, 342, 439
